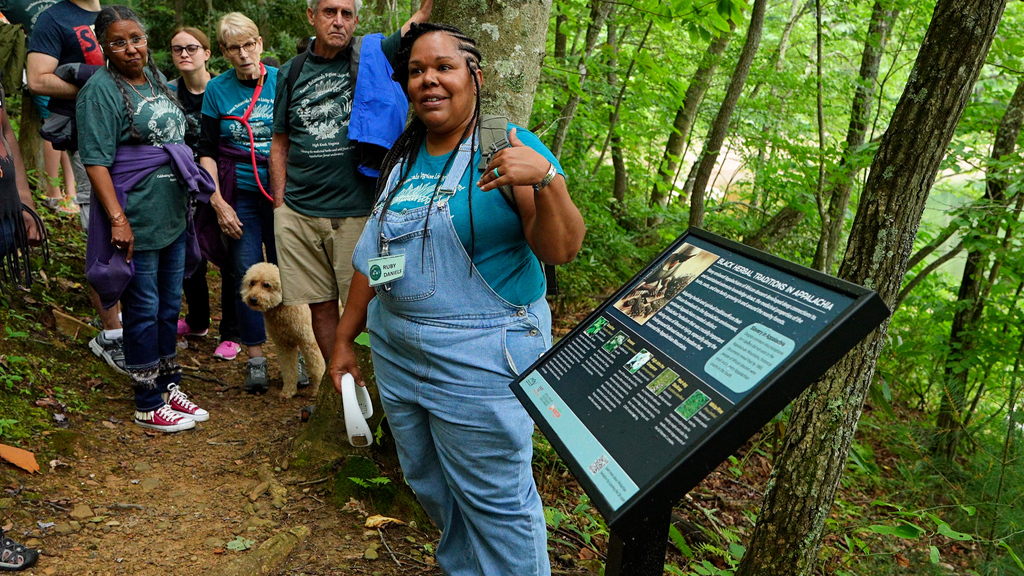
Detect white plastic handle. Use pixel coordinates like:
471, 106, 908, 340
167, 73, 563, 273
341, 373, 373, 447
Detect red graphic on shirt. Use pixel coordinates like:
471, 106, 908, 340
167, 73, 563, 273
75, 25, 103, 65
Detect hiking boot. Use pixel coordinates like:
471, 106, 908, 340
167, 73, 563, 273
89, 333, 127, 375
134, 405, 196, 433
0, 529, 38, 571
176, 318, 209, 338
164, 384, 209, 422
244, 357, 269, 394
213, 341, 242, 361
296, 353, 310, 389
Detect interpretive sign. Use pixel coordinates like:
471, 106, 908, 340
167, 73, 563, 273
511, 228, 889, 572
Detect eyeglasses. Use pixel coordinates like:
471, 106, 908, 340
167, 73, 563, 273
223, 40, 259, 56
171, 44, 202, 56
109, 35, 147, 52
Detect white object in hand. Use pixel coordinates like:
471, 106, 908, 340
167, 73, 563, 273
341, 373, 373, 447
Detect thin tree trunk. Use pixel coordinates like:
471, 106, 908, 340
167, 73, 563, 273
433, 0, 554, 124
812, 1, 900, 273
650, 29, 733, 209
934, 76, 1024, 458
549, 0, 613, 158
606, 6, 627, 216
554, 12, 568, 60
744, 206, 805, 252
687, 0, 768, 228
591, 20, 652, 175
893, 240, 964, 309
735, 1, 1007, 573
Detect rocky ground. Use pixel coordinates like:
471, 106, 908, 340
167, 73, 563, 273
1, 326, 445, 576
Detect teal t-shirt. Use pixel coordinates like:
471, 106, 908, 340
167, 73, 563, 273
77, 68, 188, 251
384, 125, 563, 305
201, 67, 278, 192
273, 32, 401, 218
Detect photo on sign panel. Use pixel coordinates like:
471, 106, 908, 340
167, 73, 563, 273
602, 333, 627, 352
613, 243, 719, 325
586, 317, 608, 335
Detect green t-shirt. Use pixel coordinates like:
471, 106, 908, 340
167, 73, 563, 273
78, 68, 189, 251
273, 32, 401, 218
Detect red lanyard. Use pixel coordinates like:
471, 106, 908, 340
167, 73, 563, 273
223, 63, 273, 202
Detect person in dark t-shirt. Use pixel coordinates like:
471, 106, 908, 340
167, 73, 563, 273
269, 0, 431, 365
27, 0, 126, 375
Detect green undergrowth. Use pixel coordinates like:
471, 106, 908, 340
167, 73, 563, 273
0, 209, 112, 467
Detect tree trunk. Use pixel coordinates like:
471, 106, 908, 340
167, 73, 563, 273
686, 0, 767, 228
548, 0, 613, 158
433, 0, 553, 125
734, 1, 1006, 574
933, 76, 1024, 458
744, 205, 805, 252
554, 12, 567, 60
811, 1, 899, 273
650, 30, 733, 209
606, 7, 627, 216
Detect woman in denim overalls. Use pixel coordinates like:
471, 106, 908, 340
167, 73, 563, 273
330, 23, 585, 576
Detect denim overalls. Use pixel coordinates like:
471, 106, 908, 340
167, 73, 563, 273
352, 140, 552, 576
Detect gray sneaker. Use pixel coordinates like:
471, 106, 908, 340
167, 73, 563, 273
244, 357, 269, 394
296, 353, 310, 389
89, 333, 127, 375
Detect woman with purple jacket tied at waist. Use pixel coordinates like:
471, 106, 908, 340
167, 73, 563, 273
78, 5, 213, 432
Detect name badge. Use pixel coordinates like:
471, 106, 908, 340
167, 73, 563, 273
368, 254, 406, 286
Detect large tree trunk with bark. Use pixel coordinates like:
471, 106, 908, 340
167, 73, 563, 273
548, 0, 613, 158
933, 76, 1024, 457
734, 1, 1007, 574
812, 1, 899, 273
433, 0, 553, 125
650, 30, 733, 209
687, 0, 767, 228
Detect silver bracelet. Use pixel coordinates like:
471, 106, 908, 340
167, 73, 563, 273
533, 163, 557, 193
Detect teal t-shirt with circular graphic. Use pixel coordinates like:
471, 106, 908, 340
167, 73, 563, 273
383, 125, 563, 306
78, 67, 189, 251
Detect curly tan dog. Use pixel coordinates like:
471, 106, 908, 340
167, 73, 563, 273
241, 262, 325, 399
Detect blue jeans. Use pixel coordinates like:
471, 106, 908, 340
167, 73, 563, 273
226, 189, 276, 346
122, 231, 185, 411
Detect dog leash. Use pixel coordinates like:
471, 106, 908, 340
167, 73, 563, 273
223, 62, 274, 203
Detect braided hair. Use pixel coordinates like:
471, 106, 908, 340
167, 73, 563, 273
95, 6, 189, 141
375, 23, 484, 265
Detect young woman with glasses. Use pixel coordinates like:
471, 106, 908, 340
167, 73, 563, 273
169, 26, 245, 363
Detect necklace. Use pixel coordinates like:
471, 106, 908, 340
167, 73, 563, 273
127, 76, 158, 103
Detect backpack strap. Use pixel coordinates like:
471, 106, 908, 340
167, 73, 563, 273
283, 49, 310, 132
477, 115, 518, 215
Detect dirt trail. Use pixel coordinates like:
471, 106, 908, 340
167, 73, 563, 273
1, 331, 442, 576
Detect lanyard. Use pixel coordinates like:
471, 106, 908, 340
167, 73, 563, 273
223, 63, 273, 202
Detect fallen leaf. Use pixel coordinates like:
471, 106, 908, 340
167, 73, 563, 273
0, 443, 40, 474
578, 547, 596, 560
896, 554, 910, 568
1, 523, 12, 531
101, 421, 116, 429
365, 515, 406, 529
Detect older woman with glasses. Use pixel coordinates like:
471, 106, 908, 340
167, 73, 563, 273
78, 5, 212, 432
198, 12, 278, 393
169, 26, 244, 362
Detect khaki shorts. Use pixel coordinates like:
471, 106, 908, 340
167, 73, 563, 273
274, 203, 368, 306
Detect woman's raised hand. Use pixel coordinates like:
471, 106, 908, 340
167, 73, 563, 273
478, 127, 551, 192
